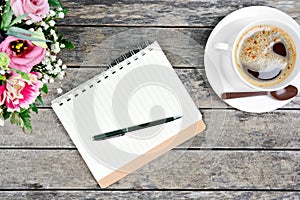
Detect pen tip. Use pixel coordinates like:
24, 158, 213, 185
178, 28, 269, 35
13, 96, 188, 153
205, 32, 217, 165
174, 115, 182, 120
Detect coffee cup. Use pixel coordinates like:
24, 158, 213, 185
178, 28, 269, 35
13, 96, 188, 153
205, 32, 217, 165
214, 19, 300, 91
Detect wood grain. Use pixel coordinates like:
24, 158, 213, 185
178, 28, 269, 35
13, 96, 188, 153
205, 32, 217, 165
2, 0, 300, 198
59, 0, 300, 26
44, 68, 300, 109
56, 25, 300, 109
0, 191, 299, 200
44, 68, 224, 109
55, 25, 300, 108
0, 150, 299, 189
1, 109, 300, 149
59, 27, 209, 67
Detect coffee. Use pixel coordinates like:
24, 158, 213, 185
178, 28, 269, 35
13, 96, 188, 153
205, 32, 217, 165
234, 25, 296, 87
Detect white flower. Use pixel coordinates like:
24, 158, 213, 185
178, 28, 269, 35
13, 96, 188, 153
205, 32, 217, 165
25, 20, 33, 25
37, 27, 43, 32
53, 47, 61, 54
44, 24, 49, 30
49, 78, 54, 83
42, 57, 50, 65
50, 55, 57, 62
62, 64, 67, 70
54, 68, 61, 74
58, 7, 63, 11
54, 64, 59, 68
58, 71, 65, 80
29, 28, 35, 32
0, 70, 5, 75
58, 12, 65, 19
49, 20, 56, 27
53, 35, 58, 41
57, 59, 63, 66
51, 42, 60, 53
60, 44, 65, 48
46, 51, 51, 57
42, 79, 48, 83
45, 65, 53, 71
40, 21, 46, 27
44, 74, 49, 80
50, 29, 56, 35
40, 21, 49, 30
49, 10, 56, 17
57, 88, 63, 94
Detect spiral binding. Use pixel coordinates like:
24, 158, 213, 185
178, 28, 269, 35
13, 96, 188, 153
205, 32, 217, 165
53, 41, 153, 106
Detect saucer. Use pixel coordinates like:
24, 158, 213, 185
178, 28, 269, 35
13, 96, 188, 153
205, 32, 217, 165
204, 6, 300, 113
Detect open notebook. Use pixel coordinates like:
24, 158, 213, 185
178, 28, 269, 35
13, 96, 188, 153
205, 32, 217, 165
52, 41, 205, 188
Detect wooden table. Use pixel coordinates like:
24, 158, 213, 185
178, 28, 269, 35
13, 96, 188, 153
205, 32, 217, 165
1, 1, 300, 199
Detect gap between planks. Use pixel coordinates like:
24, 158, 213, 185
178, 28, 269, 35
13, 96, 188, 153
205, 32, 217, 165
0, 148, 299, 151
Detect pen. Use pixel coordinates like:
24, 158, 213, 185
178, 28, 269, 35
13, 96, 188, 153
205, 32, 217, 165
92, 115, 182, 141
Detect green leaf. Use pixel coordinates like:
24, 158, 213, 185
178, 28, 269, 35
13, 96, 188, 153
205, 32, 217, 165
7, 32, 50, 43
1, 1, 13, 30
62, 9, 68, 15
36, 95, 44, 106
22, 117, 32, 132
58, 34, 63, 41
10, 112, 23, 127
62, 39, 75, 49
10, 13, 29, 27
21, 73, 30, 81
0, 75, 6, 81
32, 30, 48, 48
8, 26, 37, 35
6, 27, 52, 43
10, 68, 30, 81
48, 0, 62, 7
19, 110, 32, 132
3, 109, 11, 120
30, 103, 38, 114
41, 83, 48, 94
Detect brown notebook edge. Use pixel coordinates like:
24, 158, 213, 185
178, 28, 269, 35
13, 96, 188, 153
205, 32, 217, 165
98, 119, 206, 188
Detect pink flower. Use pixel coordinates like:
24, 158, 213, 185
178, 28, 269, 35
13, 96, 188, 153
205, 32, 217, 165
3, 72, 42, 112
0, 36, 46, 73
10, 0, 50, 22
0, 84, 6, 105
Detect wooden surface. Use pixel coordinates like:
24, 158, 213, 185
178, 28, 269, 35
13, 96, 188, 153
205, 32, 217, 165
1, 0, 300, 199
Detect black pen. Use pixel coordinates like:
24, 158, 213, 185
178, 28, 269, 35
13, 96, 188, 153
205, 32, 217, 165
92, 115, 182, 141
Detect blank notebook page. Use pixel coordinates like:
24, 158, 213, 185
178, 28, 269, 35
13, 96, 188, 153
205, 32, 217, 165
52, 41, 204, 188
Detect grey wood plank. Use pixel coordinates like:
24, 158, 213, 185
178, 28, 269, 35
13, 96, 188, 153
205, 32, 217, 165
1, 110, 300, 149
59, 27, 208, 68
44, 68, 224, 109
44, 68, 300, 109
57, 26, 300, 107
59, 0, 300, 26
0, 150, 299, 189
0, 191, 299, 200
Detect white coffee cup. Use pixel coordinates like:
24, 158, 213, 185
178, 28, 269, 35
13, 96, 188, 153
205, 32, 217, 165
214, 19, 300, 91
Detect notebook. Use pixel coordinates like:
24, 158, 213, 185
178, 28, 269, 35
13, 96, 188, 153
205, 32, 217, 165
51, 41, 205, 188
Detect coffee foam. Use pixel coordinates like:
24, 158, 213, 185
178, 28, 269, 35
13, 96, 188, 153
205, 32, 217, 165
234, 25, 296, 87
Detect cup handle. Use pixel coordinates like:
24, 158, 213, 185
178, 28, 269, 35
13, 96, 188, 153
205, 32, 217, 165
214, 43, 230, 51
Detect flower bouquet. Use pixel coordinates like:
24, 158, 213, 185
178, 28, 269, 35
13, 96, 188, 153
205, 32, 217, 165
0, 0, 73, 131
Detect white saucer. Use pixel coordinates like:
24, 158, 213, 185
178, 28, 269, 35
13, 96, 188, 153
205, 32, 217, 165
204, 6, 300, 113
